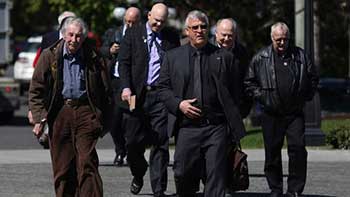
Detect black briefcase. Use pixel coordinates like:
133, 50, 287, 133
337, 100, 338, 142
227, 145, 249, 191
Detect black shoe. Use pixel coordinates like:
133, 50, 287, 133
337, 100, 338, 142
38, 133, 49, 149
130, 177, 143, 194
270, 191, 283, 197
286, 191, 302, 197
113, 154, 124, 166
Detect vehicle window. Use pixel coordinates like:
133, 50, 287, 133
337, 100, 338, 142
22, 42, 41, 53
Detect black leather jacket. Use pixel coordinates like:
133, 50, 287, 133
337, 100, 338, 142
244, 45, 319, 115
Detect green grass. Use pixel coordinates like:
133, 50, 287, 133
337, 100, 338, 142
240, 119, 350, 149
321, 119, 350, 134
240, 126, 264, 149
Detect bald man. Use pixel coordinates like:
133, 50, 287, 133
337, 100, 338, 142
100, 6, 141, 167
118, 3, 180, 197
212, 18, 252, 118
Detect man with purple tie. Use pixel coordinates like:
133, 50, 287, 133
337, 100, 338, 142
118, 3, 180, 197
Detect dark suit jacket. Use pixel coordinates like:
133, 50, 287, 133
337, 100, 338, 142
41, 31, 60, 49
158, 43, 246, 140
100, 25, 124, 60
118, 23, 180, 104
210, 37, 252, 118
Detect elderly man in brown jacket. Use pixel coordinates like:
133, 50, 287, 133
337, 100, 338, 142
29, 17, 113, 197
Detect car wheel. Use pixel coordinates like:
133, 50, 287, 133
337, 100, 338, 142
0, 111, 14, 124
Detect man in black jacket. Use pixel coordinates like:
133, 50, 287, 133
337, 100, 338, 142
158, 10, 245, 197
244, 22, 319, 197
211, 17, 251, 118
118, 3, 180, 197
100, 6, 141, 166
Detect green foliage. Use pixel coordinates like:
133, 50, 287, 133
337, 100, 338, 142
317, 0, 349, 77
240, 119, 350, 149
46, 0, 117, 35
240, 127, 265, 149
323, 119, 350, 149
10, 0, 349, 77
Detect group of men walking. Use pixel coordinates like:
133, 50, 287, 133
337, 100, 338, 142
28, 2, 318, 197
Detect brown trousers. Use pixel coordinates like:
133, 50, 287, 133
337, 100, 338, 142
49, 104, 103, 197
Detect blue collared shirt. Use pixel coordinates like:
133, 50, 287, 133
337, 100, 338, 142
62, 43, 87, 99
146, 23, 162, 85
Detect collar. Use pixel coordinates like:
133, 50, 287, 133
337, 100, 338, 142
273, 47, 292, 59
189, 43, 209, 57
63, 42, 81, 60
146, 22, 152, 37
146, 22, 161, 39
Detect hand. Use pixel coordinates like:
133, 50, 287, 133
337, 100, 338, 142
32, 122, 45, 138
121, 88, 132, 103
110, 43, 120, 55
27, 111, 34, 125
179, 98, 201, 119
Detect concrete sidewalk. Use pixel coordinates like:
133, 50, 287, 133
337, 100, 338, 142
0, 148, 349, 196
0, 148, 349, 164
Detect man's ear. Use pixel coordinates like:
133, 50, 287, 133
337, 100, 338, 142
185, 28, 189, 36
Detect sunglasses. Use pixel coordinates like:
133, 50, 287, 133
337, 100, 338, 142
188, 24, 208, 31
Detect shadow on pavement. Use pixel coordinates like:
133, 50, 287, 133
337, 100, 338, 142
0, 116, 29, 126
229, 193, 336, 197
213, 193, 336, 197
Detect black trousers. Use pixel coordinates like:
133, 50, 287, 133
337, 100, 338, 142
110, 78, 126, 156
261, 112, 307, 194
123, 89, 169, 194
174, 123, 228, 197
109, 78, 126, 156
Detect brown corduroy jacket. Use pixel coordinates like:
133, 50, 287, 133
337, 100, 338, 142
29, 39, 113, 136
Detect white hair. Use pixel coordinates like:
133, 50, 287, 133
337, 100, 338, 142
184, 10, 209, 28
271, 22, 290, 38
58, 11, 76, 26
60, 17, 88, 39
216, 18, 237, 33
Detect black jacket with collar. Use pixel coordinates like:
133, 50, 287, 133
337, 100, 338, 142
210, 37, 252, 118
244, 44, 319, 115
158, 43, 246, 140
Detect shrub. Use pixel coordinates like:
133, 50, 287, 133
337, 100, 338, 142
325, 125, 350, 149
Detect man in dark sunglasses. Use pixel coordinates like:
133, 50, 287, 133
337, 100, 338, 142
158, 10, 245, 197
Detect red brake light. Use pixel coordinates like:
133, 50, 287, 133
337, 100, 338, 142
5, 86, 12, 93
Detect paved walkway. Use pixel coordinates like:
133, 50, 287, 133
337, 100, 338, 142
0, 148, 349, 196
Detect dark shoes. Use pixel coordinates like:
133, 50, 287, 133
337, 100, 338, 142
113, 153, 125, 166
38, 133, 49, 149
270, 191, 283, 197
285, 191, 302, 197
130, 177, 143, 194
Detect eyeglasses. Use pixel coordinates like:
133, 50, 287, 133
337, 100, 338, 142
188, 24, 208, 31
273, 38, 289, 43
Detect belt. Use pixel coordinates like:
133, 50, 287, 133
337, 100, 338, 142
180, 116, 226, 127
64, 98, 89, 107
